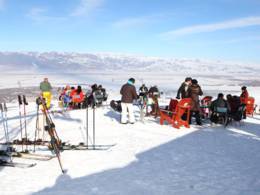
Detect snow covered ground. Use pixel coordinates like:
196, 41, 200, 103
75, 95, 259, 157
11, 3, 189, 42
0, 52, 260, 194
0, 96, 260, 195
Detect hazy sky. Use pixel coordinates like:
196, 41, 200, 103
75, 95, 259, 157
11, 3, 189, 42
0, 0, 260, 63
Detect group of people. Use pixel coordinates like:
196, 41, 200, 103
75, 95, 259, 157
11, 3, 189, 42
119, 76, 250, 126
119, 78, 162, 124
40, 77, 250, 126
209, 86, 249, 124
39, 78, 108, 110
176, 77, 203, 125
59, 85, 84, 109
176, 77, 249, 125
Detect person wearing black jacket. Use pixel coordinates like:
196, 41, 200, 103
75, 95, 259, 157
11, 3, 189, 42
176, 77, 192, 99
120, 78, 138, 124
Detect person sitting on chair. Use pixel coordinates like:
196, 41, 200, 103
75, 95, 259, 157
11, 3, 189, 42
148, 85, 160, 117
210, 93, 230, 124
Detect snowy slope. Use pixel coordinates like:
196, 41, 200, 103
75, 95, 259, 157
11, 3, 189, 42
0, 51, 260, 194
0, 97, 260, 195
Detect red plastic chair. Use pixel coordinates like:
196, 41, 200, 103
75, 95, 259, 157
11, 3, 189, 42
201, 96, 213, 119
160, 98, 192, 129
168, 99, 178, 112
246, 97, 256, 116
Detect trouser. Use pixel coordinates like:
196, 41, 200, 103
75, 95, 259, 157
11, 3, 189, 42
189, 111, 201, 125
241, 103, 247, 119
121, 103, 135, 123
42, 91, 52, 109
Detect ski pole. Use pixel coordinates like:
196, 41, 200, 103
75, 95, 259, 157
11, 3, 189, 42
86, 106, 88, 147
0, 103, 13, 161
3, 103, 10, 144
3, 102, 13, 159
34, 104, 40, 152
93, 106, 95, 150
23, 95, 28, 152
18, 95, 24, 151
0, 103, 8, 143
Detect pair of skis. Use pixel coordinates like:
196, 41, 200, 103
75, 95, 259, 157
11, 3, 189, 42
0, 159, 36, 168
61, 142, 116, 151
0, 150, 55, 161
37, 96, 66, 174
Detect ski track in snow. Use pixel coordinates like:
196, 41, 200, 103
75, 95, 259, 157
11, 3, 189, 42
0, 98, 260, 195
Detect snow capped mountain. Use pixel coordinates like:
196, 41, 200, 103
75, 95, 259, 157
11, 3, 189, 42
0, 52, 259, 75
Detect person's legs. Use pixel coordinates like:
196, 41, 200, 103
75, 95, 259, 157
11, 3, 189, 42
194, 111, 202, 125
127, 103, 135, 124
43, 91, 52, 109
189, 111, 193, 124
121, 103, 128, 124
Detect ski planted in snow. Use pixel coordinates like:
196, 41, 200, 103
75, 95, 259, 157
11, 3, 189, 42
36, 96, 66, 174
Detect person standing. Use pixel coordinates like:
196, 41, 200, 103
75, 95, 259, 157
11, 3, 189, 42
120, 78, 138, 124
40, 78, 52, 109
176, 77, 192, 99
240, 86, 249, 119
188, 79, 203, 125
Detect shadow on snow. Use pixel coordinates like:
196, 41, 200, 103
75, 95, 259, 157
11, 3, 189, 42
33, 121, 260, 195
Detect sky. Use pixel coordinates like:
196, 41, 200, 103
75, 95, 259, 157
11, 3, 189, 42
0, 0, 260, 63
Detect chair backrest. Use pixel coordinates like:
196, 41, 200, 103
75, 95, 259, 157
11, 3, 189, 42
247, 97, 255, 105
202, 96, 213, 103
216, 107, 228, 113
178, 98, 192, 108
175, 98, 192, 122
246, 97, 255, 115
169, 99, 178, 112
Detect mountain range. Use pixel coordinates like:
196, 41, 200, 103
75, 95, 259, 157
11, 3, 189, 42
0, 52, 259, 75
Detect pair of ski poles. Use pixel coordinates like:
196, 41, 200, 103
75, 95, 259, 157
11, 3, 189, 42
18, 95, 28, 152
0, 102, 13, 160
85, 104, 97, 149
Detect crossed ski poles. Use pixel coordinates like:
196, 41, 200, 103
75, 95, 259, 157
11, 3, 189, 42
18, 95, 29, 152
37, 96, 66, 174
0, 102, 13, 161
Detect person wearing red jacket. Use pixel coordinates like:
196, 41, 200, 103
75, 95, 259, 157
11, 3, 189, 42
71, 86, 84, 109
240, 86, 249, 119
240, 86, 249, 104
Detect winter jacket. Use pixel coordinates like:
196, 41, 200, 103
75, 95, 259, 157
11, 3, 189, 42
139, 86, 148, 96
177, 82, 190, 99
72, 91, 84, 103
240, 90, 249, 104
148, 86, 160, 98
227, 96, 240, 113
210, 98, 230, 112
120, 83, 138, 103
40, 81, 52, 92
188, 84, 203, 111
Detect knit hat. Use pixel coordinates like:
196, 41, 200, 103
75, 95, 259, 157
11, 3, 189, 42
128, 78, 135, 84
191, 79, 198, 84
